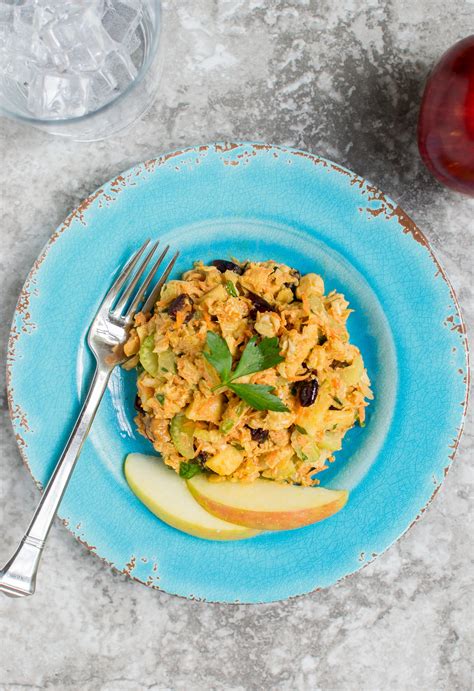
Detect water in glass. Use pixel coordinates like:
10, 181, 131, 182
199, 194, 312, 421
0, 0, 155, 121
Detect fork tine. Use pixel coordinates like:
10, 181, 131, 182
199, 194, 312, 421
141, 250, 180, 315
124, 245, 170, 319
99, 239, 150, 312
112, 240, 159, 316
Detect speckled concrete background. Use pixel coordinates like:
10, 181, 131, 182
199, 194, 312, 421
1, 1, 473, 689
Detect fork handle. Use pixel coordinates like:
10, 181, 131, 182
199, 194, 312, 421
0, 364, 112, 598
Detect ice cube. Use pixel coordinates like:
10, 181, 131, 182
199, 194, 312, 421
40, 4, 88, 50
125, 27, 141, 58
114, 0, 140, 24
41, 19, 72, 51
80, 7, 115, 55
102, 0, 141, 43
51, 49, 69, 72
102, 7, 130, 43
61, 74, 91, 117
30, 36, 51, 68
40, 5, 114, 72
14, 4, 35, 32
27, 71, 90, 118
88, 68, 117, 109
3, 26, 32, 60
2, 54, 33, 85
103, 48, 137, 93
67, 44, 100, 72
33, 5, 56, 32
38, 22, 68, 70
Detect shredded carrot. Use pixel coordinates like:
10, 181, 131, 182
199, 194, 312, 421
203, 310, 213, 329
175, 310, 186, 329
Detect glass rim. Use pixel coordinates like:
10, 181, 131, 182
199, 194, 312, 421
0, 0, 162, 128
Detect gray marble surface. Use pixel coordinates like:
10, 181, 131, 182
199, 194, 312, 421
1, 1, 473, 689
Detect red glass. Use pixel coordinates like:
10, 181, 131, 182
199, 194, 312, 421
418, 35, 474, 195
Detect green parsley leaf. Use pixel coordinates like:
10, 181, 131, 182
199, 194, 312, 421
203, 331, 232, 383
228, 383, 289, 412
179, 461, 202, 479
333, 396, 343, 407
155, 393, 165, 404
231, 443, 244, 451
225, 280, 238, 297
203, 331, 287, 412
231, 336, 284, 381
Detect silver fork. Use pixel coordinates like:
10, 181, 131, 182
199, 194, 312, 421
0, 240, 179, 598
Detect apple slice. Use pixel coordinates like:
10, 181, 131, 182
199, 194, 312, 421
124, 454, 260, 541
187, 474, 348, 530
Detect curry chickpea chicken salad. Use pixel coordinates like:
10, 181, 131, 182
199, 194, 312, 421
123, 259, 372, 537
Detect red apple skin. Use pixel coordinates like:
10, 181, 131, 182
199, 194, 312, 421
418, 35, 474, 195
187, 493, 348, 530
187, 478, 349, 531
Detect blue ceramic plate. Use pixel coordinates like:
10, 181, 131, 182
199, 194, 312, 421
7, 143, 469, 603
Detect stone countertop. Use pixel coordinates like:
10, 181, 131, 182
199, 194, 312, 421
0, 2, 472, 689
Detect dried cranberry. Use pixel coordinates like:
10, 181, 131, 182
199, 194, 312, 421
247, 290, 273, 313
332, 360, 350, 369
167, 294, 194, 321
290, 283, 299, 300
283, 271, 300, 298
296, 378, 319, 407
248, 427, 269, 443
212, 260, 243, 275
195, 451, 209, 467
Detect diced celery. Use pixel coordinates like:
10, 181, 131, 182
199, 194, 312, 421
170, 414, 195, 459
220, 419, 235, 434
139, 334, 159, 377
158, 350, 176, 374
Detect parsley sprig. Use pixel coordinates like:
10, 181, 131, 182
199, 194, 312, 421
204, 332, 289, 412
179, 461, 201, 479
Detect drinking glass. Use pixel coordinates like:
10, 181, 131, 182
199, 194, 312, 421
0, 0, 163, 140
